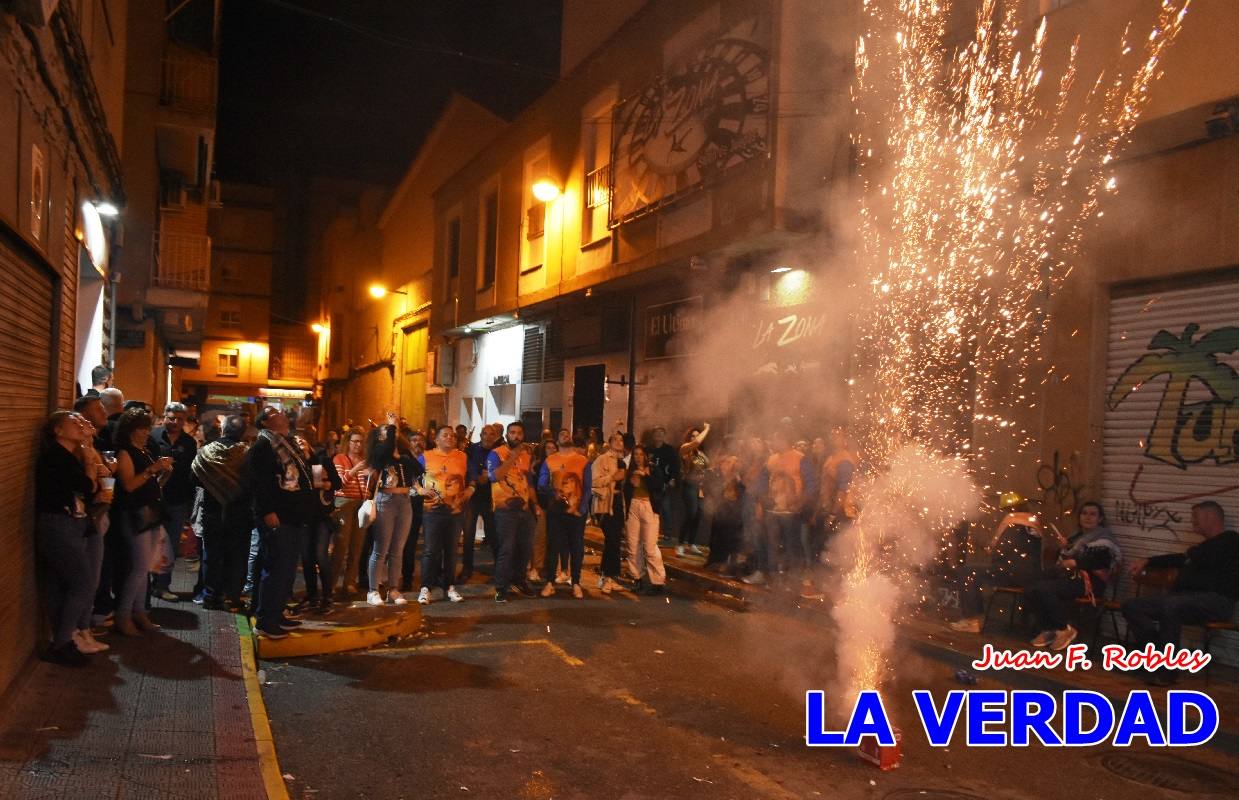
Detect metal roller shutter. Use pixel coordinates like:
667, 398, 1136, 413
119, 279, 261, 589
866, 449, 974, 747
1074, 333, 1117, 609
1103, 274, 1239, 664
0, 238, 54, 693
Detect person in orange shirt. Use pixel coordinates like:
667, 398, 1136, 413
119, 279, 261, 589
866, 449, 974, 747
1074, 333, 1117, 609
415, 426, 473, 604
331, 428, 367, 596
746, 429, 817, 586
487, 421, 539, 602
537, 433, 594, 598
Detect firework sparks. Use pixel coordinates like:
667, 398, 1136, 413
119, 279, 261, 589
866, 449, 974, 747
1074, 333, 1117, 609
839, 0, 1191, 695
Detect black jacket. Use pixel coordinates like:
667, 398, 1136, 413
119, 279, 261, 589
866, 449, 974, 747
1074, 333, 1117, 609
622, 467, 664, 508
1148, 530, 1239, 599
648, 444, 681, 487
243, 434, 315, 527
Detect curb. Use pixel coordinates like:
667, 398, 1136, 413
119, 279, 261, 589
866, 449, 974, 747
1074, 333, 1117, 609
253, 605, 423, 659
236, 614, 291, 800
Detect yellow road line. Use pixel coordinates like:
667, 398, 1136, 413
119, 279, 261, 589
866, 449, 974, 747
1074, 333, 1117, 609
236, 615, 291, 800
379, 637, 584, 667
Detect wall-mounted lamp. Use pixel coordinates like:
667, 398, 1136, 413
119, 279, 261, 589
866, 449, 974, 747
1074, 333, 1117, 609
311, 322, 328, 334
531, 179, 561, 203
770, 265, 793, 274
94, 201, 120, 218
369, 284, 408, 299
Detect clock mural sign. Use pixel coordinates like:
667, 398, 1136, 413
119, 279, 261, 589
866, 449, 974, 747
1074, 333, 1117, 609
610, 18, 771, 226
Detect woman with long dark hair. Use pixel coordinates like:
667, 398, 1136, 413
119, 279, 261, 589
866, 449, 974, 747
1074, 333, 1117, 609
677, 423, 711, 556
112, 408, 173, 636
1025, 501, 1123, 651
362, 424, 421, 606
35, 411, 103, 665
623, 445, 667, 595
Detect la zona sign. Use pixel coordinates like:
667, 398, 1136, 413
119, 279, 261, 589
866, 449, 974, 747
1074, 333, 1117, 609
806, 689, 1218, 748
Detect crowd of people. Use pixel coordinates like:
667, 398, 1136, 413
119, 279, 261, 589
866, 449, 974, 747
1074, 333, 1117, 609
34, 364, 1239, 680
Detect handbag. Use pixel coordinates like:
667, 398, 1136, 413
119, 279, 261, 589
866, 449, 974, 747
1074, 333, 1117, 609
357, 473, 378, 529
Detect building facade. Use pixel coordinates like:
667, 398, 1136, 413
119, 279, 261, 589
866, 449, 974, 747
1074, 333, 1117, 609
0, 0, 128, 697
112, 0, 219, 408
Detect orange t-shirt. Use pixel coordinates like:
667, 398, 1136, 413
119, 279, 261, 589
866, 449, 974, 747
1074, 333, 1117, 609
766, 450, 806, 514
489, 444, 534, 511
419, 448, 468, 514
543, 451, 588, 516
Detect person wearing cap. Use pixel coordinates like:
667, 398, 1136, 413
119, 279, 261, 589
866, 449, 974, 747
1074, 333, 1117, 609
243, 407, 326, 639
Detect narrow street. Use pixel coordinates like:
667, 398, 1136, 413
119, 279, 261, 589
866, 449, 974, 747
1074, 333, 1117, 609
260, 552, 1239, 800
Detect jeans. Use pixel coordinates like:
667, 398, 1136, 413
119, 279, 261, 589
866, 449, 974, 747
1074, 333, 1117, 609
1026, 574, 1092, 631
401, 502, 423, 591
625, 497, 665, 586
545, 512, 586, 585
494, 509, 536, 593
1123, 592, 1236, 650
36, 513, 93, 647
657, 489, 678, 542
599, 500, 624, 578
764, 513, 803, 574
152, 501, 190, 591
330, 499, 365, 592
117, 520, 155, 621
255, 523, 304, 632
679, 482, 703, 545
421, 511, 462, 591
201, 507, 249, 603
80, 531, 105, 630
462, 496, 495, 575
369, 493, 412, 592
303, 517, 335, 602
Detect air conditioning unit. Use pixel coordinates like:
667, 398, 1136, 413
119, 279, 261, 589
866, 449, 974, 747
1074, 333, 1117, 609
13, 0, 59, 26
434, 344, 456, 387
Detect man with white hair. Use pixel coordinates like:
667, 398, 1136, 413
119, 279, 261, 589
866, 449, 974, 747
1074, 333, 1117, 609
97, 388, 125, 451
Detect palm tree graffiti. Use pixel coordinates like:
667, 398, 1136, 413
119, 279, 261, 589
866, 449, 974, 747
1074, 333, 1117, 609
1107, 324, 1239, 469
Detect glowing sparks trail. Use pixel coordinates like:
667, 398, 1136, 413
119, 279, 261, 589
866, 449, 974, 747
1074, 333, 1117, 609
836, 0, 1191, 695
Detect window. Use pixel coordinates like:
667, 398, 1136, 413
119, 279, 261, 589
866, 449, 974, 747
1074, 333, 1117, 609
581, 88, 616, 245
478, 188, 498, 290
218, 307, 241, 329
446, 217, 461, 280
403, 324, 427, 374
217, 348, 239, 376
521, 147, 549, 272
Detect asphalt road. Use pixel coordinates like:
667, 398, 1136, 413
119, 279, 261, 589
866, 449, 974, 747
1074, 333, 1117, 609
261, 553, 1239, 800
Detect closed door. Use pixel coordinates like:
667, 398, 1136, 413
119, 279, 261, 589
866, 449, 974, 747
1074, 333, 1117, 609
572, 364, 605, 436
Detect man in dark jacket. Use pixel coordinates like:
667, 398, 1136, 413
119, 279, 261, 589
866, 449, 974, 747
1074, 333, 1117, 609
647, 426, 681, 542
1122, 500, 1239, 684
462, 423, 500, 581
193, 415, 251, 610
150, 402, 198, 601
244, 407, 321, 638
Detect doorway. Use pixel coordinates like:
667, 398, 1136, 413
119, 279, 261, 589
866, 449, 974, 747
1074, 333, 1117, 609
572, 364, 605, 437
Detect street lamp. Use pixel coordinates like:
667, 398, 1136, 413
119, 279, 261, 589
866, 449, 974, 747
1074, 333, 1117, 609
531, 178, 561, 203
311, 322, 328, 334
94, 201, 120, 217
368, 284, 407, 299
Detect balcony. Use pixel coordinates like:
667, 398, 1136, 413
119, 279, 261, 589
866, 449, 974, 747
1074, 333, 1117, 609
152, 231, 211, 293
160, 47, 217, 116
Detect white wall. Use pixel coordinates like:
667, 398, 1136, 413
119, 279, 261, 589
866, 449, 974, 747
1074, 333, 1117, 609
75, 275, 106, 393
447, 325, 525, 428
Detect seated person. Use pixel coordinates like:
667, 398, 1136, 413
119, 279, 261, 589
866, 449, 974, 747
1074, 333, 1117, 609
1122, 500, 1239, 685
950, 492, 1046, 633
1024, 501, 1122, 651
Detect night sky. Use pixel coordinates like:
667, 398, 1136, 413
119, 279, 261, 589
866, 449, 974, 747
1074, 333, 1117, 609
216, 0, 563, 186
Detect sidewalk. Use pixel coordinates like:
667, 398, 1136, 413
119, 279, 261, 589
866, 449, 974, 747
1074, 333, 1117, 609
0, 564, 280, 799
589, 526, 1239, 754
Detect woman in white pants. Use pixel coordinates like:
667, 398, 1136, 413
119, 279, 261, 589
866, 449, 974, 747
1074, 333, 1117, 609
623, 445, 666, 594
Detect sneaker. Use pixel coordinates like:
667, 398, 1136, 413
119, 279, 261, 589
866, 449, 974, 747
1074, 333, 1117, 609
279, 619, 303, 630
46, 642, 89, 667
742, 571, 767, 585
601, 578, 615, 595
675, 545, 686, 557
156, 589, 180, 603
572, 584, 584, 599
689, 544, 704, 555
418, 587, 431, 605
366, 591, 384, 606
316, 600, 334, 616
949, 617, 982, 633
1049, 625, 1078, 651
540, 582, 556, 598
515, 583, 536, 598
556, 570, 570, 585
257, 627, 289, 640
1031, 629, 1056, 647
596, 575, 606, 590
447, 586, 464, 603
192, 593, 205, 605
494, 591, 508, 603
526, 568, 540, 583
389, 590, 408, 606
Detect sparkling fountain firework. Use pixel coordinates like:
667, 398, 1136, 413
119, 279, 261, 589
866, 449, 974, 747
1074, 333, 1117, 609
834, 0, 1192, 697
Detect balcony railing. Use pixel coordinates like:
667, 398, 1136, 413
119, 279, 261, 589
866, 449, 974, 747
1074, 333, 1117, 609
585, 163, 612, 209
152, 231, 211, 292
160, 51, 217, 114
